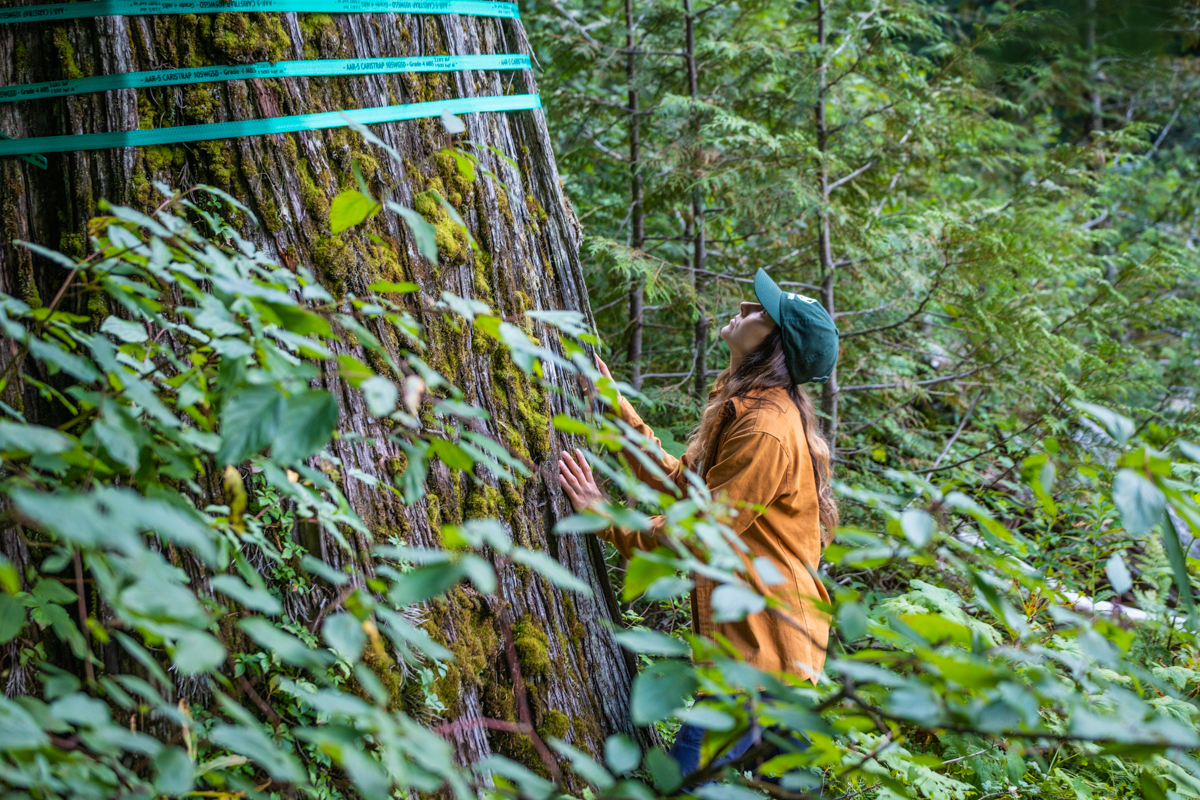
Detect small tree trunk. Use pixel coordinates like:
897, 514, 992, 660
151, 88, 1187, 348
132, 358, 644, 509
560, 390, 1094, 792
0, 3, 651, 778
683, 0, 707, 400
815, 0, 839, 450
625, 0, 645, 391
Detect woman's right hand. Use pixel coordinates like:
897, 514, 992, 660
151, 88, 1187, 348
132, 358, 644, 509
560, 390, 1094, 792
558, 449, 605, 514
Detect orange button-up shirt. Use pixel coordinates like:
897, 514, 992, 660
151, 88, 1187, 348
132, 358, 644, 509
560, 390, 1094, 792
601, 389, 830, 682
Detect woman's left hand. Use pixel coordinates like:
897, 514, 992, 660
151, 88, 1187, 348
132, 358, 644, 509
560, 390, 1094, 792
558, 448, 604, 513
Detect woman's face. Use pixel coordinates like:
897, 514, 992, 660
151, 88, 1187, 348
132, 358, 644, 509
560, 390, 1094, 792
720, 301, 777, 360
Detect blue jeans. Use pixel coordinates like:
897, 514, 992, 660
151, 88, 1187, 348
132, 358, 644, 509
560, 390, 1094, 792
668, 718, 817, 791
668, 721, 764, 780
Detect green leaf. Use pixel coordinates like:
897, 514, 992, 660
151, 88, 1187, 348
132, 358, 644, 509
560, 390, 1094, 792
547, 738, 614, 789
1178, 441, 1200, 463
644, 747, 683, 794
0, 696, 50, 751
210, 575, 283, 616
264, 302, 333, 338
554, 513, 611, 534
551, 414, 590, 435
330, 190, 380, 234
361, 376, 398, 417
674, 704, 736, 731
368, 280, 419, 294
427, 438, 474, 472
322, 613, 366, 661
273, 391, 338, 464
301, 555, 349, 586
1162, 508, 1200, 628
612, 628, 690, 657
170, 631, 226, 675
710, 584, 766, 623
94, 401, 143, 471
219, 385, 285, 466
605, 734, 641, 775
153, 746, 196, 796
440, 110, 467, 134
0, 593, 27, 644
630, 660, 696, 725
1076, 401, 1135, 445
623, 551, 677, 601
239, 617, 334, 672
1112, 469, 1165, 534
900, 508, 935, 548
836, 601, 868, 642
100, 315, 149, 343
208, 724, 306, 783
386, 202, 439, 262
0, 421, 72, 456
510, 547, 593, 597
1106, 552, 1133, 595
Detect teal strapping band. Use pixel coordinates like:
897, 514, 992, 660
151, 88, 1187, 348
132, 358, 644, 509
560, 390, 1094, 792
0, 0, 519, 23
0, 54, 531, 103
0, 132, 47, 169
0, 93, 541, 156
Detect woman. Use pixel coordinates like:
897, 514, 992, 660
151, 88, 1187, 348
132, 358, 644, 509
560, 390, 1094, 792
558, 268, 839, 777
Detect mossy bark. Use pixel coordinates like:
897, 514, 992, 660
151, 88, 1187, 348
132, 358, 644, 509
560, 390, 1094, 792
0, 2, 650, 780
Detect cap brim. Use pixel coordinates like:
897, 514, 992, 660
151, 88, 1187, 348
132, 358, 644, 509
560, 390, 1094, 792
754, 269, 784, 325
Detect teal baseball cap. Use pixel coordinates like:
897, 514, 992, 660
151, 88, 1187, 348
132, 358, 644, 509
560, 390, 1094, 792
753, 268, 839, 384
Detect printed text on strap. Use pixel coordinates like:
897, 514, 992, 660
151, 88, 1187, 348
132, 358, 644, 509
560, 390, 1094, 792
0, 93, 542, 157
0, 54, 531, 103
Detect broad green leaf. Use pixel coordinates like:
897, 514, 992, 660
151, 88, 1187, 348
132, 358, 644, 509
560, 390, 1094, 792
239, 617, 334, 672
0, 421, 72, 456
153, 746, 196, 796
1112, 469, 1165, 534
836, 601, 868, 642
322, 613, 367, 661
900, 508, 935, 547
554, 513, 611, 534
170, 631, 226, 675
605, 734, 641, 775
623, 551, 677, 601
548, 738, 614, 789
273, 391, 338, 464
1076, 401, 1135, 445
1162, 508, 1200, 628
612, 628, 690, 657
643, 747, 683, 794
330, 189, 380, 234
0, 593, 26, 644
361, 376, 398, 417
674, 704, 736, 731
208, 724, 306, 783
551, 414, 590, 435
368, 280, 419, 294
0, 697, 50, 752
1177, 440, 1200, 463
210, 575, 283, 616
1106, 552, 1133, 595
710, 584, 766, 622
94, 400, 143, 471
100, 315, 148, 343
386, 202, 439, 262
440, 110, 467, 134
630, 660, 696, 725
218, 385, 285, 466
510, 547, 592, 597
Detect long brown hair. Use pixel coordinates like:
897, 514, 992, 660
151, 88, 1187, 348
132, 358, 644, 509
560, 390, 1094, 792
687, 327, 838, 544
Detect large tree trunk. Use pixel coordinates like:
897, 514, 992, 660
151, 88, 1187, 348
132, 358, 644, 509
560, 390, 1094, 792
0, 1, 650, 777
